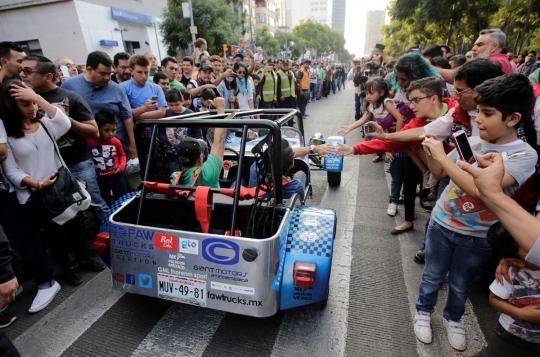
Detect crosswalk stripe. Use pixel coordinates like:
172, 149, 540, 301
13, 271, 124, 357
131, 304, 225, 357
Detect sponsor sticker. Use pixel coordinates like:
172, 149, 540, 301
299, 231, 318, 242
202, 238, 240, 265
180, 238, 198, 255
211, 281, 255, 296
125, 274, 135, 285
158, 273, 206, 307
207, 291, 262, 306
155, 233, 179, 251
113, 273, 124, 282
139, 274, 152, 288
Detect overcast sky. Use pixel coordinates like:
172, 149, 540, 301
344, 0, 391, 56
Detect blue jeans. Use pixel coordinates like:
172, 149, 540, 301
331, 80, 336, 93
68, 158, 108, 222
310, 83, 317, 100
416, 218, 492, 321
298, 90, 309, 117
315, 79, 322, 99
354, 93, 362, 120
389, 155, 406, 203
97, 174, 129, 205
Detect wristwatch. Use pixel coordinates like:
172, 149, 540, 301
309, 145, 316, 154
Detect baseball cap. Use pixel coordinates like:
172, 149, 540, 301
176, 138, 208, 165
200, 63, 213, 72
266, 58, 276, 65
353, 56, 362, 62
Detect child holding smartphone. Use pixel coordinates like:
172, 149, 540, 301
415, 74, 537, 351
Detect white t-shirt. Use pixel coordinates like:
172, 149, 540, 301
368, 98, 392, 119
309, 68, 318, 84
490, 266, 540, 343
424, 110, 478, 143
237, 79, 254, 110
3, 108, 71, 204
254, 53, 263, 61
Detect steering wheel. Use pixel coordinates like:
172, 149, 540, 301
219, 148, 241, 186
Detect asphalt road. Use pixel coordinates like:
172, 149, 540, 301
2, 84, 498, 357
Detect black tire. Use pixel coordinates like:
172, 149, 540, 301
314, 286, 329, 310
327, 171, 341, 186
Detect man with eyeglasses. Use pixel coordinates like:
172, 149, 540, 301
0, 41, 25, 83
111, 52, 131, 84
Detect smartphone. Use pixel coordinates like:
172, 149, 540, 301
452, 130, 477, 165
151, 95, 158, 102
363, 123, 374, 135
375, 43, 385, 50
60, 65, 70, 78
412, 48, 421, 55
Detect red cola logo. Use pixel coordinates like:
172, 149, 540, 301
155, 233, 179, 251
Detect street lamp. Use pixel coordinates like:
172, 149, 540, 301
114, 28, 128, 50
146, 21, 162, 63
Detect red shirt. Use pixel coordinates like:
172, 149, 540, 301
352, 98, 461, 155
87, 137, 126, 178
489, 53, 514, 74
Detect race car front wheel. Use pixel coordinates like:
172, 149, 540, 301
327, 171, 341, 186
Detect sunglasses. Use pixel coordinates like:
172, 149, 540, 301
237, 71, 246, 74
21, 68, 45, 76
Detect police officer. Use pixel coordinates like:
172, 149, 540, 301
257, 58, 278, 110
276, 59, 297, 126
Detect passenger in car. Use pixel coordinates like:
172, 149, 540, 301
248, 139, 337, 199
170, 98, 226, 189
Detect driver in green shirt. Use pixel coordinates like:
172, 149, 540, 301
170, 97, 226, 188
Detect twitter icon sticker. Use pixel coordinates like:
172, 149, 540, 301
139, 274, 152, 288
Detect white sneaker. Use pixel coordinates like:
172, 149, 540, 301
414, 311, 432, 344
387, 203, 398, 216
29, 281, 61, 313
443, 318, 466, 351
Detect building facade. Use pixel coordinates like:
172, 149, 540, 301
331, 0, 345, 35
364, 9, 386, 54
0, 0, 167, 66
291, 0, 333, 28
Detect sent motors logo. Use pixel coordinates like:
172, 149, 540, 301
155, 233, 178, 251
202, 238, 239, 265
180, 238, 198, 255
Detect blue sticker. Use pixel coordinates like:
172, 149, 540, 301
126, 274, 135, 285
139, 274, 152, 288
202, 238, 240, 265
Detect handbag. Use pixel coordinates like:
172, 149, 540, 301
30, 122, 91, 225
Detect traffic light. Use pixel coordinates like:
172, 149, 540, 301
223, 44, 228, 53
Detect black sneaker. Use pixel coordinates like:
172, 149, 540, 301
80, 257, 107, 272
414, 246, 425, 264
420, 200, 433, 212
64, 268, 83, 286
0, 313, 16, 328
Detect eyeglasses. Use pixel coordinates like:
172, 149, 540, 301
454, 88, 471, 97
408, 95, 434, 105
20, 68, 44, 76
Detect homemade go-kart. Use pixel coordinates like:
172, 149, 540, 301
94, 109, 338, 317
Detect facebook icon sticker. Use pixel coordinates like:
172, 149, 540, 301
139, 274, 152, 288
126, 274, 135, 285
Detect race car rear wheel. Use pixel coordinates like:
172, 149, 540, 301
327, 171, 341, 186
314, 286, 329, 310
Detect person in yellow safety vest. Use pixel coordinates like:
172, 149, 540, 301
276, 59, 297, 126
296, 59, 311, 119
256, 58, 278, 109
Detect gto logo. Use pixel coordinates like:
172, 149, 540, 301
299, 231, 318, 242
155, 233, 178, 251
202, 238, 239, 265
180, 238, 198, 255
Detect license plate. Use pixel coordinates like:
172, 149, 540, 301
157, 273, 206, 307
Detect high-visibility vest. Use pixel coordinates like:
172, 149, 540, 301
261, 71, 277, 102
299, 67, 310, 90
277, 70, 295, 98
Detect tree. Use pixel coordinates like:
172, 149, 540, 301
255, 27, 280, 57
292, 20, 348, 61
381, 0, 540, 58
274, 31, 305, 59
160, 0, 246, 55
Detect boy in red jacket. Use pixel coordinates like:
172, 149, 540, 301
87, 110, 128, 204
